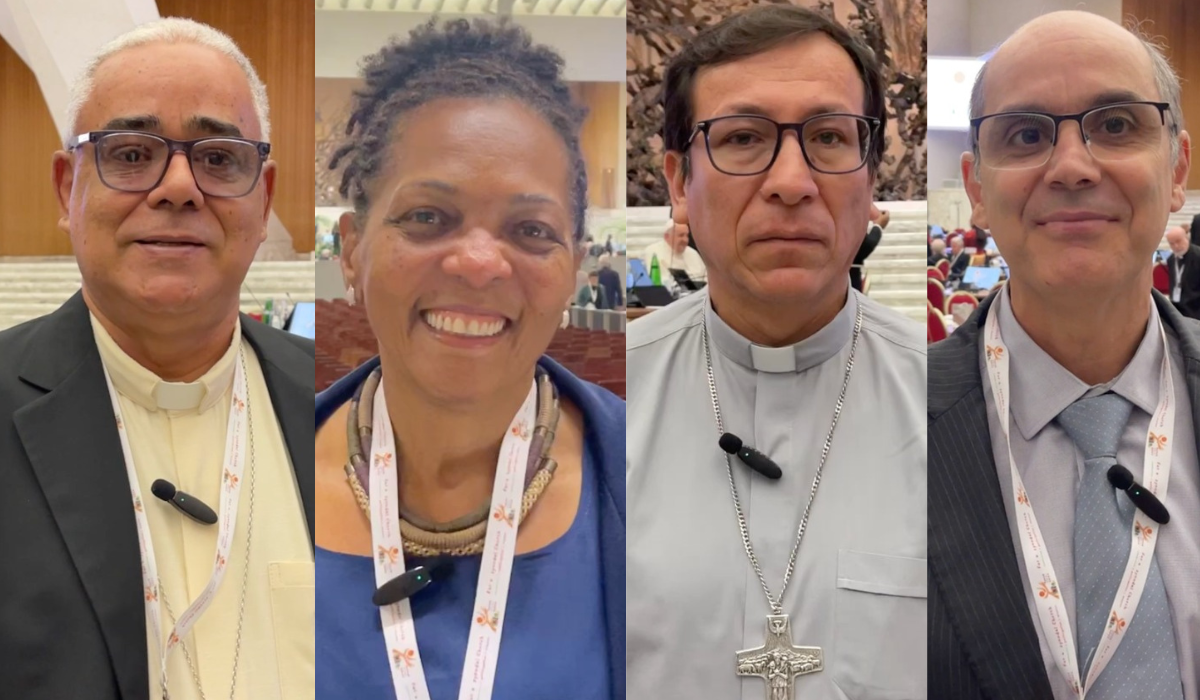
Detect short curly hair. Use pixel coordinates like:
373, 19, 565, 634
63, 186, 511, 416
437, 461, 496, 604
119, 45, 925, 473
329, 18, 589, 242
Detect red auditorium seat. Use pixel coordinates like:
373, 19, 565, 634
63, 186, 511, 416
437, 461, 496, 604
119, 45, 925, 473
928, 302, 948, 343
1153, 262, 1169, 295
928, 279, 946, 314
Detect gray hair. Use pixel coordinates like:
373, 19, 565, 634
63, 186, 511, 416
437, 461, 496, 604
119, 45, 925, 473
64, 17, 270, 144
968, 26, 1182, 177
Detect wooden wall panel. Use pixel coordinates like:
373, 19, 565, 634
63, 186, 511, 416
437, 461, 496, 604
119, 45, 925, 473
573, 82, 622, 209
0, 0, 314, 256
1123, 0, 1200, 190
157, 0, 315, 252
0, 39, 72, 256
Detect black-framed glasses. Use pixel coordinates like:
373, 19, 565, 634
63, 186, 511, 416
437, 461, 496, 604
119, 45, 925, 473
685, 113, 880, 176
970, 101, 1170, 170
68, 131, 271, 198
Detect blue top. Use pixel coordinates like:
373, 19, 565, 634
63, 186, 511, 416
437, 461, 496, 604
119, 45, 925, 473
315, 356, 626, 699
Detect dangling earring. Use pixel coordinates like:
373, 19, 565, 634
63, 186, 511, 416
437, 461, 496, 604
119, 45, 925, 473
345, 285, 356, 306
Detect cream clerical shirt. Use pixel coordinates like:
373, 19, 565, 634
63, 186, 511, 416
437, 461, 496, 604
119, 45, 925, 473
91, 315, 314, 700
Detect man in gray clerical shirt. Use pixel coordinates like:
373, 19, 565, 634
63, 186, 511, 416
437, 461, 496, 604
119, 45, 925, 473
626, 6, 927, 700
928, 12, 1199, 699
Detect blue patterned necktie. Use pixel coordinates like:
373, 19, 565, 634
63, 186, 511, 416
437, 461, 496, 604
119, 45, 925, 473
1056, 393, 1183, 698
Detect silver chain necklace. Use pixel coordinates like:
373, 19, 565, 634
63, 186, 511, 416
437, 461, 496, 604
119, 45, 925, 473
160, 351, 257, 700
702, 298, 863, 700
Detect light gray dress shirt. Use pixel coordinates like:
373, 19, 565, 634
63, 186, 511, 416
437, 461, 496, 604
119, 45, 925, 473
626, 288, 927, 700
982, 287, 1200, 699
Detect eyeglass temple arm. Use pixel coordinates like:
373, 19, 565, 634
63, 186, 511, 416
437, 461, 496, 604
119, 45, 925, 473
67, 133, 92, 150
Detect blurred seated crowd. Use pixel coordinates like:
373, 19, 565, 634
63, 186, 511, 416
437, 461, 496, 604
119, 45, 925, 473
929, 211, 1200, 343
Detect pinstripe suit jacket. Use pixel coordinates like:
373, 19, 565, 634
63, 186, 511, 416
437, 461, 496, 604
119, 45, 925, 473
928, 289, 1200, 699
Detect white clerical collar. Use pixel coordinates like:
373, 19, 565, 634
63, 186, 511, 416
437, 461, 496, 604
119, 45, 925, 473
90, 313, 241, 412
704, 287, 857, 374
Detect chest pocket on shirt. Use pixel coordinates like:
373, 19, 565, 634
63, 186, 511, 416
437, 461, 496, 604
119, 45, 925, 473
831, 550, 926, 700
269, 561, 314, 699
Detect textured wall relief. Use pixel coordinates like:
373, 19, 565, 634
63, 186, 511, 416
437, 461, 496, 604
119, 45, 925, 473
627, 0, 927, 206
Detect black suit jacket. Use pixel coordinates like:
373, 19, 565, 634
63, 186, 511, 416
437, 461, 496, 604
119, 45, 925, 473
1166, 244, 1200, 319
597, 266, 623, 309
928, 289, 1200, 699
947, 251, 971, 282
0, 292, 314, 700
850, 224, 883, 291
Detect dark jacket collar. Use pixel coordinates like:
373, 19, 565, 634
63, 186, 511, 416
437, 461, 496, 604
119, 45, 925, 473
928, 288, 1200, 698
14, 292, 314, 700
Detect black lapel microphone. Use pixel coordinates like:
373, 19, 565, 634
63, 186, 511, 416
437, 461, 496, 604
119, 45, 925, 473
150, 479, 218, 525
719, 433, 782, 480
374, 560, 455, 606
1107, 465, 1171, 525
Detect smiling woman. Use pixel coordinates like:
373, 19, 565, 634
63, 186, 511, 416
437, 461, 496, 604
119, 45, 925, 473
313, 17, 626, 700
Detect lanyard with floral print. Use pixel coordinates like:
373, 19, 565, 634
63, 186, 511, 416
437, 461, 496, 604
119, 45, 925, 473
370, 379, 535, 700
983, 304, 1173, 697
104, 349, 250, 698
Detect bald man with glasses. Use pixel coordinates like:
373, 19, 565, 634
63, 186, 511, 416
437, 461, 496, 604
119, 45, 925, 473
929, 11, 1198, 700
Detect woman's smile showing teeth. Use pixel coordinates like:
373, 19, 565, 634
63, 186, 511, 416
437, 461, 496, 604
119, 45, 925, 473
421, 309, 509, 339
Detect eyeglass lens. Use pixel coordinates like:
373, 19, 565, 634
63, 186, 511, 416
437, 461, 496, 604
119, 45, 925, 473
976, 103, 1164, 170
95, 133, 263, 197
705, 115, 871, 174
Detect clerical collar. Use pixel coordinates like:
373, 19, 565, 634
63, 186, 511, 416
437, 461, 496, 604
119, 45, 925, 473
90, 313, 241, 412
704, 288, 857, 373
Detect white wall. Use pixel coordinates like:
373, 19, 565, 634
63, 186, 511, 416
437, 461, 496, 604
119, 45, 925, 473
927, 0, 969, 55
928, 130, 970, 190
1, 0, 159, 138
315, 10, 624, 82
928, 188, 973, 229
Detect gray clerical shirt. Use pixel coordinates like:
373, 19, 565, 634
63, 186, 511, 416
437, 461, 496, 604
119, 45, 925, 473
626, 288, 927, 700
982, 287, 1200, 699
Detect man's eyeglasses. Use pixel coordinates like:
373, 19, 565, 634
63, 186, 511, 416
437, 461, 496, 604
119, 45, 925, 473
685, 114, 880, 176
68, 131, 271, 198
970, 101, 1171, 170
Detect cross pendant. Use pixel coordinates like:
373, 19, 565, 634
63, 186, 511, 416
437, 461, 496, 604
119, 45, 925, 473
735, 614, 823, 700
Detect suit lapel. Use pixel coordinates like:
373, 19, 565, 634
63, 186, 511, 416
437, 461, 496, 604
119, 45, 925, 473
929, 293, 1053, 698
241, 319, 315, 548
595, 430, 625, 699
1153, 291, 1200, 473
543, 358, 625, 698
15, 293, 148, 700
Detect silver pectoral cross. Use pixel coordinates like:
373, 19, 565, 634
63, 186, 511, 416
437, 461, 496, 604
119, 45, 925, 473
736, 614, 823, 700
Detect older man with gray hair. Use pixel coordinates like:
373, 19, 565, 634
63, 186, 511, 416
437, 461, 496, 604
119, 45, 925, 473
641, 220, 708, 283
929, 10, 1197, 700
0, 17, 314, 700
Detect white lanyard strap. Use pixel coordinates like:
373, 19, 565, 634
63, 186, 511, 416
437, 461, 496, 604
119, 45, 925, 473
370, 379, 536, 700
104, 347, 250, 698
983, 301, 1174, 698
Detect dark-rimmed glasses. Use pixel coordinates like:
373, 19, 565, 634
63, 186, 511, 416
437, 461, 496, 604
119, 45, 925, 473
970, 101, 1170, 170
68, 131, 271, 198
685, 113, 880, 176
